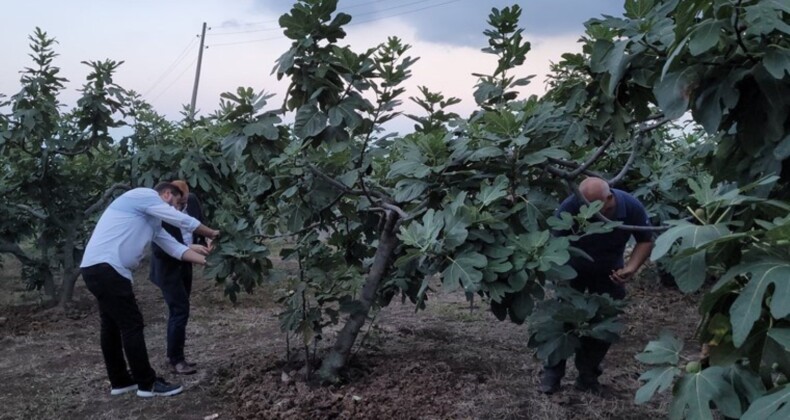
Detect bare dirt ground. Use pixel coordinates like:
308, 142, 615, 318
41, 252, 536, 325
0, 256, 700, 420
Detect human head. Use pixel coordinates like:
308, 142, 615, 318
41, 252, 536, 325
154, 182, 182, 207
579, 177, 616, 217
170, 180, 189, 210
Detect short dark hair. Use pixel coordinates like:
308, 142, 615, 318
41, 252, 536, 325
154, 182, 182, 197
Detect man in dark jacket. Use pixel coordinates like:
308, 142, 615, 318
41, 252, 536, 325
150, 181, 207, 375
539, 177, 654, 395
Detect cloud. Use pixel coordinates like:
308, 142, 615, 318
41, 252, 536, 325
340, 17, 583, 133
1, 0, 609, 135
250, 0, 623, 47
219, 19, 243, 28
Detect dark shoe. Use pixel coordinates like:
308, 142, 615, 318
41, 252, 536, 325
170, 361, 197, 375
574, 378, 602, 395
183, 360, 197, 368
110, 383, 138, 396
539, 373, 561, 395
137, 378, 183, 398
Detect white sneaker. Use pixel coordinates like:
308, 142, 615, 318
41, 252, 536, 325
110, 384, 138, 396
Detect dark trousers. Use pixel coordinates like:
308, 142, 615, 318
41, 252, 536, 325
544, 268, 626, 384
153, 262, 193, 365
82, 263, 156, 389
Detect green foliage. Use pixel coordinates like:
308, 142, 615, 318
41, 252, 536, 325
528, 286, 625, 367
474, 5, 532, 106
0, 28, 131, 300
636, 330, 683, 365
634, 331, 764, 418
669, 366, 743, 420
741, 384, 790, 420
715, 259, 790, 347
592, 0, 790, 416
5, 0, 788, 412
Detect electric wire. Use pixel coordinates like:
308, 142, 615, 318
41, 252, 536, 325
149, 55, 199, 103
142, 36, 199, 97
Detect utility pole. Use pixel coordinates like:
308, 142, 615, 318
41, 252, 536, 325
190, 22, 207, 116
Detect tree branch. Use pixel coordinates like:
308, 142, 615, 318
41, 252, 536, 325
308, 164, 389, 201
542, 164, 573, 179
14, 204, 48, 220
545, 157, 604, 178
84, 183, 130, 216
637, 115, 674, 133
0, 239, 39, 266
568, 135, 616, 178
733, 0, 759, 65
379, 202, 409, 219
255, 221, 326, 240
400, 198, 431, 223
563, 179, 669, 232
608, 136, 641, 187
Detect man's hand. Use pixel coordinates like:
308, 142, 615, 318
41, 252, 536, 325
194, 224, 221, 241
189, 244, 210, 256
610, 266, 636, 284
181, 248, 207, 265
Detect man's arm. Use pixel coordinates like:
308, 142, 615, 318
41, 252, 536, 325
611, 194, 655, 284
181, 247, 208, 265
152, 228, 191, 261
145, 202, 201, 232
153, 228, 211, 265
611, 241, 654, 284
194, 224, 220, 240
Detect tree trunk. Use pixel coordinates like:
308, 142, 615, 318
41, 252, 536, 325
37, 235, 57, 302
317, 212, 399, 383
58, 227, 80, 306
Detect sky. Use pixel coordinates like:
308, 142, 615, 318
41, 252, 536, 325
1, 0, 624, 134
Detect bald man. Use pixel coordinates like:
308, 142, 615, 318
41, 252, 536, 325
539, 177, 654, 395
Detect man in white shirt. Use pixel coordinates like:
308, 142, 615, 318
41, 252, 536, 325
80, 182, 220, 398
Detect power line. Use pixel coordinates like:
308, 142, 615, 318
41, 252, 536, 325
207, 0, 466, 48
208, 34, 283, 48
142, 36, 198, 97
149, 56, 199, 103
352, 0, 456, 20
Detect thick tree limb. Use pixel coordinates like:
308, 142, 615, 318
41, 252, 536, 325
307, 164, 404, 208
255, 222, 326, 240
543, 164, 573, 179
84, 183, 130, 216
0, 239, 39, 266
317, 210, 400, 382
608, 136, 641, 186
379, 202, 409, 219
307, 164, 411, 223
563, 179, 669, 232
14, 204, 48, 220
546, 157, 604, 178
637, 115, 674, 133
568, 135, 615, 178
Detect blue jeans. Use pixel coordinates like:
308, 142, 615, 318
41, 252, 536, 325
153, 262, 193, 365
